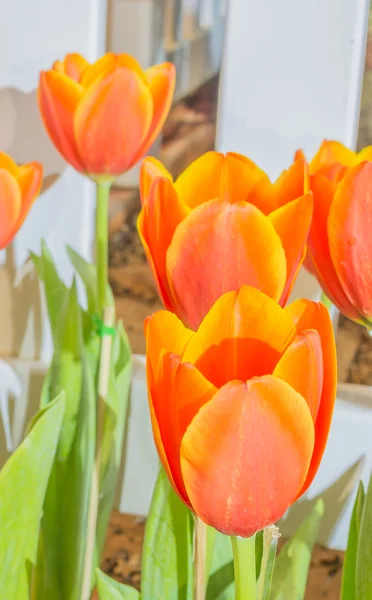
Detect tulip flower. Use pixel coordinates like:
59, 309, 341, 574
307, 161, 372, 325
145, 285, 336, 537
139, 151, 313, 329
38, 53, 175, 181
309, 139, 372, 183
0, 152, 42, 249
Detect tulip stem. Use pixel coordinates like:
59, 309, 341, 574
231, 535, 257, 600
81, 305, 115, 600
257, 526, 280, 600
193, 516, 208, 600
95, 181, 112, 314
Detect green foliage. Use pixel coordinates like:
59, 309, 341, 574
0, 395, 64, 600
271, 500, 324, 600
141, 468, 194, 600
341, 482, 365, 600
31, 245, 132, 599
96, 569, 140, 599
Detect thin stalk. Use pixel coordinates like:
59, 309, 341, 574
95, 182, 111, 314
81, 305, 115, 600
193, 516, 208, 600
231, 535, 257, 600
257, 526, 280, 600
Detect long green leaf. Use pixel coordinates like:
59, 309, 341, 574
33, 286, 96, 600
356, 475, 372, 599
341, 482, 365, 600
271, 499, 324, 600
30, 241, 69, 342
141, 468, 193, 600
96, 569, 140, 600
206, 529, 234, 600
0, 395, 65, 600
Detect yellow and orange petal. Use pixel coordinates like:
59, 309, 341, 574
180, 377, 314, 536
138, 176, 189, 309
166, 200, 287, 329
285, 299, 336, 496
328, 162, 372, 322
182, 286, 296, 387
269, 193, 313, 304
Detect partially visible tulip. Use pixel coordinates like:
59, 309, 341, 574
309, 139, 372, 183
307, 161, 372, 325
0, 152, 43, 249
145, 285, 336, 537
38, 53, 175, 182
139, 151, 312, 329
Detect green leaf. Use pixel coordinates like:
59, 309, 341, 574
33, 292, 96, 600
341, 481, 365, 600
206, 529, 234, 600
30, 241, 69, 342
356, 475, 372, 599
271, 499, 324, 600
141, 468, 193, 600
67, 246, 99, 316
0, 395, 65, 600
96, 569, 140, 599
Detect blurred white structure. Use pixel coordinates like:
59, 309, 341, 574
0, 0, 106, 465
217, 0, 372, 549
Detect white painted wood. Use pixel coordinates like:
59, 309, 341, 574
216, 0, 371, 303
0, 0, 107, 361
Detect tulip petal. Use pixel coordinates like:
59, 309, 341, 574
285, 299, 336, 496
79, 53, 117, 88
149, 352, 217, 504
224, 153, 274, 211
132, 62, 176, 164
74, 67, 153, 176
15, 162, 43, 231
307, 174, 359, 319
273, 153, 308, 209
38, 70, 85, 172
138, 177, 189, 308
328, 162, 372, 320
175, 152, 226, 208
357, 146, 372, 162
0, 152, 18, 177
181, 376, 314, 536
269, 193, 313, 304
166, 199, 287, 330
145, 309, 194, 375
63, 53, 89, 82
310, 140, 356, 175
182, 286, 296, 387
273, 330, 323, 421
0, 169, 22, 248
139, 157, 172, 206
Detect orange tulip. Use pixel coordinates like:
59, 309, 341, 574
0, 152, 43, 249
38, 53, 175, 182
309, 139, 372, 183
307, 161, 372, 325
146, 285, 336, 537
138, 151, 313, 329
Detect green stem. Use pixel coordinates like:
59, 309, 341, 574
231, 535, 257, 600
96, 182, 111, 314
193, 517, 207, 600
257, 526, 280, 600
